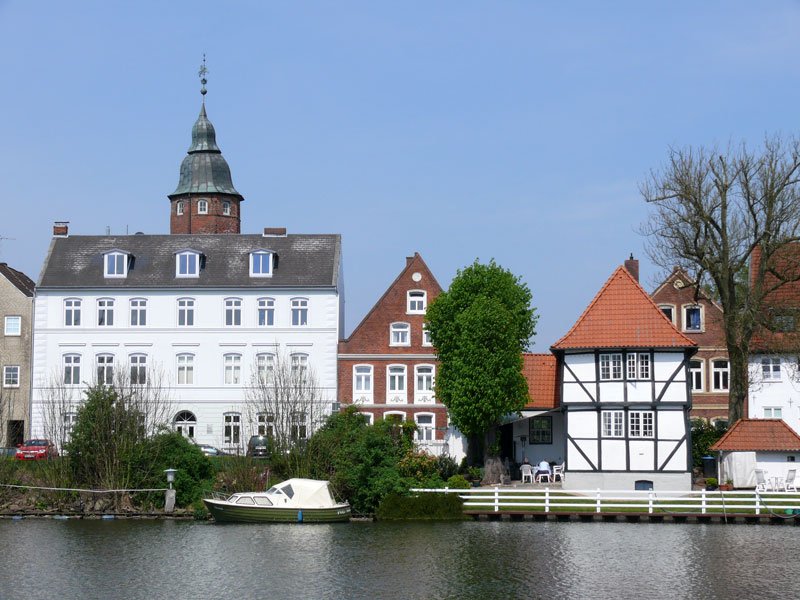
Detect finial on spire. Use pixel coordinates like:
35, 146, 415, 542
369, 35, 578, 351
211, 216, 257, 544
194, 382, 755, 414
199, 54, 208, 98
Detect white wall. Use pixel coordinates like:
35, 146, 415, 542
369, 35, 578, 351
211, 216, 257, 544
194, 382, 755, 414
748, 354, 800, 435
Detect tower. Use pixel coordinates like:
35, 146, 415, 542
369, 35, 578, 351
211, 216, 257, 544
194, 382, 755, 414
168, 59, 243, 234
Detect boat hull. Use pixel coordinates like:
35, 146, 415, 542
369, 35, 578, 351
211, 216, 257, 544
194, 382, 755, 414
204, 499, 351, 523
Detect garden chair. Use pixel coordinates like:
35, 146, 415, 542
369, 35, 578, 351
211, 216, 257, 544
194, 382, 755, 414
755, 469, 770, 493
552, 463, 564, 482
782, 469, 797, 493
520, 464, 533, 484
535, 470, 552, 484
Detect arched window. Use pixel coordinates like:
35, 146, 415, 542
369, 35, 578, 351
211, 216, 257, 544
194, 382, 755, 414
258, 298, 275, 326
224, 297, 242, 326
224, 354, 242, 385
174, 411, 197, 439
64, 298, 82, 327
291, 298, 308, 326
222, 201, 231, 216
176, 200, 184, 215
415, 413, 435, 442
197, 199, 208, 214
712, 359, 729, 391
129, 354, 147, 385
407, 290, 427, 314
390, 322, 410, 346
414, 365, 435, 404
96, 354, 114, 385
176, 353, 194, 385
97, 298, 115, 327
177, 298, 195, 326
353, 365, 373, 404
387, 365, 407, 404
130, 298, 147, 326
63, 354, 81, 386
384, 411, 406, 425
256, 353, 274, 384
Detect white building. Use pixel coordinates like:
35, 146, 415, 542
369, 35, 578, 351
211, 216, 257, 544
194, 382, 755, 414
30, 95, 343, 452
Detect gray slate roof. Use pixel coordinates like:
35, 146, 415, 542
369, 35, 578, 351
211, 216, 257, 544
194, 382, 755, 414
0, 263, 35, 296
39, 234, 341, 289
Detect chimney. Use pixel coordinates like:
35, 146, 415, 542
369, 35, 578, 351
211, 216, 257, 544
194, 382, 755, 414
624, 253, 639, 282
263, 227, 287, 237
53, 222, 69, 237
406, 252, 420, 267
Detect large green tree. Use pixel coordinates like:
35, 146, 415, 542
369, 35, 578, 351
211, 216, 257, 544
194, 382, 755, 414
425, 260, 536, 444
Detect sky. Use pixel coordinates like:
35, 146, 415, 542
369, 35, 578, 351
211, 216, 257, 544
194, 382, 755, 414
1, 1, 799, 349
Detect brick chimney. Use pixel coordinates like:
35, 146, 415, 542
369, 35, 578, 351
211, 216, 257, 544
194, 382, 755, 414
624, 253, 639, 282
263, 227, 287, 237
53, 222, 69, 237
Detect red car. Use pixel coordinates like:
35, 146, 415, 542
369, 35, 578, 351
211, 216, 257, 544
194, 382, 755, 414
15, 439, 58, 460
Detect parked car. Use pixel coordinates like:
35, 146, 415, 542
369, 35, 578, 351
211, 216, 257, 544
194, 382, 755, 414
15, 439, 58, 460
246, 435, 271, 458
197, 444, 227, 457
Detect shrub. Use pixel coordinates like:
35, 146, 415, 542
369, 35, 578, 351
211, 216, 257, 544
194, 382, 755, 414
691, 420, 727, 468
376, 493, 466, 521
446, 474, 471, 489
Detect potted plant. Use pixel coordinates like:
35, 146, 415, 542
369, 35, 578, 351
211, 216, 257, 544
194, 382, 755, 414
705, 477, 718, 491
719, 479, 733, 491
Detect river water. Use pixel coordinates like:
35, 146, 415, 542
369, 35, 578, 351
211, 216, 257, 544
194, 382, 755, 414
0, 518, 796, 599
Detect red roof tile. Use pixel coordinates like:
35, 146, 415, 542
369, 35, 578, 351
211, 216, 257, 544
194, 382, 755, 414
749, 243, 800, 352
522, 353, 559, 410
552, 266, 696, 350
710, 419, 800, 452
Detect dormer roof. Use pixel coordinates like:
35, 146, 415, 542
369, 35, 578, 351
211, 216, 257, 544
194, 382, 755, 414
552, 265, 696, 351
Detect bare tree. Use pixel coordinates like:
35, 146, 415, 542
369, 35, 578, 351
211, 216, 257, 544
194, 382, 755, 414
640, 137, 800, 423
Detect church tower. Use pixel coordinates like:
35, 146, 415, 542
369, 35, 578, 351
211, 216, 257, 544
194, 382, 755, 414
169, 59, 243, 234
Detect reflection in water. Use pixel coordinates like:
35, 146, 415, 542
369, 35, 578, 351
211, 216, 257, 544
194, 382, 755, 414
0, 519, 798, 599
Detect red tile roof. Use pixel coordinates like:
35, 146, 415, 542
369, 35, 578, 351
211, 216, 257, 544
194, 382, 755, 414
552, 266, 696, 350
522, 353, 559, 410
749, 243, 800, 352
710, 419, 800, 452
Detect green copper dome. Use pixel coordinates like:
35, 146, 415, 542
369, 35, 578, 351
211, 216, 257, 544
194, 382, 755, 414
170, 104, 242, 198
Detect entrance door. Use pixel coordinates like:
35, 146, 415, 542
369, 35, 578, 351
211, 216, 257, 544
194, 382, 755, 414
174, 411, 197, 439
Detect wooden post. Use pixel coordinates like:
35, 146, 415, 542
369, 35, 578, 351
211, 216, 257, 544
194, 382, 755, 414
648, 490, 654, 514
545, 487, 550, 513
596, 488, 601, 513
494, 487, 499, 512
701, 489, 706, 515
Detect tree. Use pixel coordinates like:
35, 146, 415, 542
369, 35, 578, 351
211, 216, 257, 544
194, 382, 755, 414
425, 260, 536, 451
640, 137, 800, 423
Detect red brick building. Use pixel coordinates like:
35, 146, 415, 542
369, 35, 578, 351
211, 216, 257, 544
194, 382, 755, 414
338, 253, 453, 454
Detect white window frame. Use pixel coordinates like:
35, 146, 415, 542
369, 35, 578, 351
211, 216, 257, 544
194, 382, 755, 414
223, 412, 241, 447
176, 200, 184, 216
4, 315, 21, 336
629, 411, 654, 438
256, 353, 274, 384
197, 199, 208, 214
291, 411, 307, 441
683, 304, 703, 332
64, 298, 82, 327
415, 413, 436, 442
250, 251, 273, 278
176, 353, 194, 385
689, 359, 704, 392
257, 297, 275, 326
224, 353, 242, 385
764, 407, 783, 419
174, 410, 197, 439
626, 352, 650, 380
177, 298, 195, 327
96, 354, 114, 385
176, 251, 200, 278
387, 365, 407, 404
129, 353, 147, 385
97, 298, 115, 327
601, 410, 624, 438
384, 411, 406, 424
63, 412, 78, 443
104, 252, 128, 278
291, 298, 308, 326
414, 364, 435, 404
407, 290, 427, 314
761, 357, 781, 381
224, 297, 243, 327
222, 201, 231, 216
390, 322, 411, 347
353, 364, 373, 404
360, 412, 374, 426
599, 353, 623, 381
257, 412, 275, 437
291, 353, 309, 382
422, 325, 432, 347
63, 354, 81, 386
711, 358, 729, 392
130, 298, 147, 327
658, 304, 675, 324
3, 366, 20, 388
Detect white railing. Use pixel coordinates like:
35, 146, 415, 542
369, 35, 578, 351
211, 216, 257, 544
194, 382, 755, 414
409, 487, 800, 516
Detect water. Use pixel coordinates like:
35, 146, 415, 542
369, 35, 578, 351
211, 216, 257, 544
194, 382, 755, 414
0, 518, 796, 599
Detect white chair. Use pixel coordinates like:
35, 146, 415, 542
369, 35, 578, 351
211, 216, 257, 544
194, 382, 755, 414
535, 471, 551, 484
755, 469, 771, 492
520, 464, 533, 484
552, 463, 564, 482
782, 469, 797, 493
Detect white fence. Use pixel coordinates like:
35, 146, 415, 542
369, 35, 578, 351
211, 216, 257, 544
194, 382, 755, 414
410, 487, 800, 516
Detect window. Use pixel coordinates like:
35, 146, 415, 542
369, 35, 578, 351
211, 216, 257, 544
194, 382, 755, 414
223, 413, 241, 446
387, 365, 407, 403
197, 199, 208, 214
250, 251, 273, 277
104, 252, 127, 278
422, 325, 432, 347
177, 354, 194, 385
602, 411, 624, 438
415, 414, 435, 442
256, 297, 275, 326
384, 412, 405, 425
629, 411, 654, 438
176, 252, 200, 277
63, 354, 81, 385
291, 412, 307, 441
414, 365, 435, 403
177, 298, 195, 327
130, 354, 147, 385
256, 353, 274, 384
64, 299, 82, 326
130, 298, 147, 326
225, 298, 242, 326
689, 360, 704, 392
626, 353, 650, 380
63, 412, 78, 443
222, 201, 231, 216
97, 298, 114, 326
712, 359, 729, 391
257, 413, 275, 437
407, 290, 427, 314
659, 305, 675, 323
361, 412, 374, 426
224, 354, 242, 385
3, 366, 19, 388
291, 298, 308, 326
762, 357, 781, 381
96, 354, 114, 385
530, 416, 553, 444
684, 305, 702, 331
764, 407, 783, 419
174, 411, 197, 438
390, 322, 410, 346
176, 200, 184, 215
291, 353, 308, 382
4, 316, 21, 336
599, 353, 623, 380
353, 365, 373, 403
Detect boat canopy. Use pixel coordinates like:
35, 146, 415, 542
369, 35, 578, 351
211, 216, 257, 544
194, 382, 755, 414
268, 479, 338, 508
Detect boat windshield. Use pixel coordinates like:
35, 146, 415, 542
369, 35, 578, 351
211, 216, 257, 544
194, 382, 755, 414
280, 484, 294, 499
266, 486, 280, 495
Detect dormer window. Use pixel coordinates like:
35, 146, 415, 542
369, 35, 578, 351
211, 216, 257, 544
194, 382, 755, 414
197, 199, 208, 214
222, 201, 231, 216
407, 290, 427, 314
104, 251, 129, 278
176, 201, 184, 216
176, 251, 201, 278
250, 251, 273, 277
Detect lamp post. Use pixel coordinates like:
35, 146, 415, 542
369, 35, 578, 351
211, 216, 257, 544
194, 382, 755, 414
164, 469, 177, 514
164, 468, 177, 490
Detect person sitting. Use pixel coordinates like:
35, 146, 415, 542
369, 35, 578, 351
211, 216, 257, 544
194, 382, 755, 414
535, 460, 552, 482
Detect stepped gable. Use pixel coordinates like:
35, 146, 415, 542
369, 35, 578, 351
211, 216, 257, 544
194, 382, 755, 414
552, 265, 696, 350
522, 353, 558, 410
711, 419, 800, 452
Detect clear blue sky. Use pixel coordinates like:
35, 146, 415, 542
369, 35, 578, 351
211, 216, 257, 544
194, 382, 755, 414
2, 2, 799, 349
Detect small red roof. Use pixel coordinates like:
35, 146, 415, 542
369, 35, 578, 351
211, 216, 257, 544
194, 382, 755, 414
522, 353, 559, 410
552, 266, 696, 350
710, 419, 800, 452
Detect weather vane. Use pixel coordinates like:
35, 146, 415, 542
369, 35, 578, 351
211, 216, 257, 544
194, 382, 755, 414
199, 54, 208, 98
